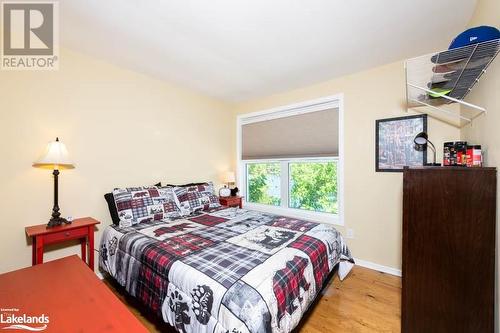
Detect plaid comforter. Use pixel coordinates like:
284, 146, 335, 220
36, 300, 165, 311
100, 207, 353, 333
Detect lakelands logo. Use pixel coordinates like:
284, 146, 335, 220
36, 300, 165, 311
0, 308, 49, 331
1, 1, 59, 70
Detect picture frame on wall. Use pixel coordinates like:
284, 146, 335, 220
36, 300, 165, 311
376, 114, 427, 172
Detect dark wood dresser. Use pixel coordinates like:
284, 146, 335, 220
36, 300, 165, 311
402, 167, 496, 333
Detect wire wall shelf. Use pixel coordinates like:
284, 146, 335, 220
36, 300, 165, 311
405, 38, 499, 128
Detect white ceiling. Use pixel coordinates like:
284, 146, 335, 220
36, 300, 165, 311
60, 0, 477, 102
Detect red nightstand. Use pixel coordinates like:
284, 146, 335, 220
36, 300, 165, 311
25, 217, 100, 270
219, 196, 243, 208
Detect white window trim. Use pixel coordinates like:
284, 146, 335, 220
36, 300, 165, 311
236, 94, 345, 226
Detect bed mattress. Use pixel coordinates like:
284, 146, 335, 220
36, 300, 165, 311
99, 206, 353, 333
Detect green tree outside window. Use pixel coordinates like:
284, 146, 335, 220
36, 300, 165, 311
289, 161, 337, 214
247, 163, 281, 206
246, 160, 337, 214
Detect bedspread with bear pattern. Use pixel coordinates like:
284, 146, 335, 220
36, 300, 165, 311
100, 206, 353, 333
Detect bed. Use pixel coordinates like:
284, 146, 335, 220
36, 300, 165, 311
100, 189, 353, 333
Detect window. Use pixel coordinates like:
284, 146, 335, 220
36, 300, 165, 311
238, 94, 343, 225
246, 162, 281, 206
245, 158, 338, 216
289, 160, 337, 214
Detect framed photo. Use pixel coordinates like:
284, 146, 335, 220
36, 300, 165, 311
376, 114, 427, 172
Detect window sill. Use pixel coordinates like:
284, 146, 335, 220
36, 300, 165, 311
244, 202, 343, 226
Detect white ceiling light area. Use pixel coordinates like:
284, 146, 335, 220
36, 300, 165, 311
60, 0, 477, 101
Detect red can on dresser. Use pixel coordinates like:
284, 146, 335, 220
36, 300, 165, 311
466, 145, 473, 167
455, 141, 467, 166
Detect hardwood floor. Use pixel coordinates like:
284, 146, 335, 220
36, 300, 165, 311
104, 266, 401, 333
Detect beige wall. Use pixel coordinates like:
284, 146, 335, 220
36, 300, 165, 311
461, 0, 499, 329
234, 61, 460, 271
0, 48, 235, 273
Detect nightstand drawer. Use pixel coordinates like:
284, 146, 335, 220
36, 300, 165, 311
43, 227, 88, 245
219, 196, 243, 208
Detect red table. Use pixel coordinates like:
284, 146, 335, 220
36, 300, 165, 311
25, 217, 100, 270
219, 195, 243, 208
0, 255, 148, 332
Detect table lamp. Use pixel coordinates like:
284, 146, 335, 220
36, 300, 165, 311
414, 132, 441, 166
33, 138, 75, 227
223, 171, 236, 187
219, 171, 235, 197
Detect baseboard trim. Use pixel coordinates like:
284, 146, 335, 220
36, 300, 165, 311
354, 258, 402, 277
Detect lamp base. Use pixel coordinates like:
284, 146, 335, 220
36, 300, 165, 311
47, 217, 71, 228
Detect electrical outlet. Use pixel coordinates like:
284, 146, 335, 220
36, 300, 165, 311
346, 228, 354, 239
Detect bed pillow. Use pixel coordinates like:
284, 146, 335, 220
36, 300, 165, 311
113, 185, 180, 227
172, 182, 220, 215
104, 182, 161, 225
104, 193, 121, 225
192, 182, 221, 211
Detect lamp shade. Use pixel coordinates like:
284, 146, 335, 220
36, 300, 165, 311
33, 138, 74, 170
222, 171, 236, 183
414, 132, 429, 146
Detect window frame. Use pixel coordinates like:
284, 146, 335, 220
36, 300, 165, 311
236, 94, 344, 226
243, 157, 339, 223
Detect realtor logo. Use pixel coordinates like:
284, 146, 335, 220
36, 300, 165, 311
1, 1, 59, 70
0, 308, 49, 331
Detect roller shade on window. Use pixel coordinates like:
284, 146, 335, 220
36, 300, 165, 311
242, 108, 338, 160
